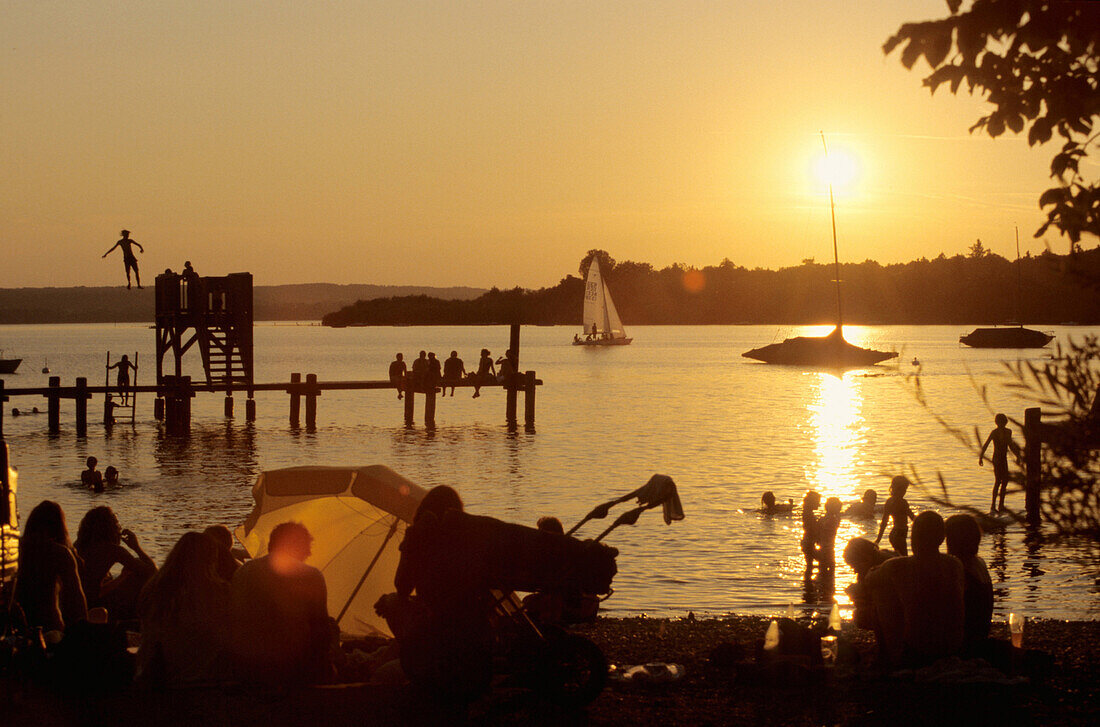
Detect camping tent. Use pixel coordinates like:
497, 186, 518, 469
235, 465, 426, 638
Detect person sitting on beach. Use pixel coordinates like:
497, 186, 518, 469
107, 354, 138, 405
759, 491, 794, 515
15, 501, 89, 635
979, 413, 1023, 513
425, 352, 442, 392
442, 351, 466, 397
229, 521, 335, 684
844, 489, 878, 519
814, 497, 843, 573
865, 511, 964, 668
81, 456, 104, 493
137, 531, 231, 687
74, 506, 157, 622
472, 348, 495, 398
388, 353, 407, 400
800, 491, 822, 577
944, 514, 993, 653
841, 537, 894, 632
874, 476, 915, 556
521, 517, 601, 626
203, 524, 242, 581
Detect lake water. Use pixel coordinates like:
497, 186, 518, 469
2, 323, 1098, 621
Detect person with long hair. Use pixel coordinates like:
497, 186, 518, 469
74, 506, 156, 621
137, 531, 230, 686
15, 501, 87, 633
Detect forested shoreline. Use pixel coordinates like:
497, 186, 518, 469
322, 247, 1100, 327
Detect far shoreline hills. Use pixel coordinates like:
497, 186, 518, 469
0, 283, 484, 325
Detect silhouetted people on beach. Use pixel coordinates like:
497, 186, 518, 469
442, 351, 465, 396
865, 511, 964, 668
521, 516, 602, 626
203, 524, 242, 582
875, 476, 915, 556
102, 229, 144, 289
944, 514, 994, 652
979, 412, 1023, 513
759, 491, 794, 515
15, 501, 89, 635
75, 506, 157, 622
81, 456, 104, 493
137, 531, 231, 686
842, 537, 894, 632
814, 497, 843, 573
844, 489, 878, 519
472, 348, 495, 398
229, 521, 335, 684
389, 353, 407, 399
107, 354, 137, 405
800, 491, 821, 577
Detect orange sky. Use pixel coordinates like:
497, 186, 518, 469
1, 1, 1065, 290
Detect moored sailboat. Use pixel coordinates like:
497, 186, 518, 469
574, 258, 632, 346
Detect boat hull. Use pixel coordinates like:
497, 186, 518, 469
0, 359, 21, 374
742, 331, 896, 368
573, 338, 632, 346
959, 327, 1053, 348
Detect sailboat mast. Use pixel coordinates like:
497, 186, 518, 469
822, 132, 843, 331
1014, 225, 1022, 326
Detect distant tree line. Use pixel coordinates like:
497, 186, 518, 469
323, 245, 1100, 327
321, 246, 1100, 327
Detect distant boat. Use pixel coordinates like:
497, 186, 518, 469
41, 358, 50, 374
573, 258, 632, 346
742, 133, 896, 368
960, 227, 1053, 349
0, 352, 21, 375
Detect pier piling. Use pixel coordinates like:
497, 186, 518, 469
289, 373, 301, 427
425, 386, 436, 428
224, 394, 234, 418
305, 373, 318, 429
47, 377, 60, 434
524, 370, 536, 429
246, 397, 255, 422
1024, 407, 1042, 527
404, 385, 415, 426
75, 378, 88, 436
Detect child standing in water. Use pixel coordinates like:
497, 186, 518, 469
978, 413, 1023, 513
815, 497, 843, 573
800, 491, 822, 576
874, 476, 915, 556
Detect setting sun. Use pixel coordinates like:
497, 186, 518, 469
814, 147, 860, 191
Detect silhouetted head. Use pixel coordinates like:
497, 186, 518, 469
450, 350, 458, 358
803, 491, 821, 510
824, 496, 842, 515
143, 531, 225, 621
104, 466, 118, 484
23, 500, 71, 547
120, 229, 130, 237
121, 354, 128, 362
481, 348, 490, 357
184, 261, 193, 270
842, 537, 878, 576
395, 353, 403, 361
761, 491, 776, 508
86, 456, 98, 469
945, 514, 982, 559
537, 516, 564, 534
203, 524, 234, 552
415, 485, 463, 524
268, 521, 312, 562
76, 506, 122, 550
911, 511, 945, 556
862, 489, 877, 505
890, 475, 911, 498
428, 352, 436, 360
995, 413, 1008, 427
418, 350, 426, 358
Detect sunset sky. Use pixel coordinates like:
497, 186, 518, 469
1, 1, 1065, 290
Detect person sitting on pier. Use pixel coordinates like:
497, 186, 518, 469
759, 491, 794, 515
81, 456, 104, 493
410, 350, 428, 394
865, 511, 964, 669
230, 521, 336, 684
107, 354, 137, 405
426, 352, 442, 392
814, 497, 843, 573
472, 348, 495, 398
388, 353, 407, 400
15, 500, 89, 636
874, 475, 915, 556
442, 350, 466, 397
944, 514, 993, 653
75, 506, 157, 622
844, 489, 878, 519
495, 349, 517, 385
800, 491, 821, 577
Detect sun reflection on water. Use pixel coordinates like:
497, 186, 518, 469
805, 371, 865, 501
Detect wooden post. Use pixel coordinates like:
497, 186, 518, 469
289, 373, 301, 427
154, 398, 164, 421
524, 370, 536, 429
404, 385, 415, 426
1024, 407, 1042, 527
0, 380, 5, 440
506, 323, 520, 424
48, 376, 61, 434
245, 397, 256, 422
424, 384, 436, 428
75, 377, 88, 437
224, 394, 234, 418
305, 373, 318, 429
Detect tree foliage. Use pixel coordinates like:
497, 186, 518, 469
885, 1, 1100, 245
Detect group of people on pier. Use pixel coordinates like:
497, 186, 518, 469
388, 348, 519, 400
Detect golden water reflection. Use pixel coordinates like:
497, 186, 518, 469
805, 371, 865, 502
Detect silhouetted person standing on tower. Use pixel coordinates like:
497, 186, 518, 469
103, 230, 144, 289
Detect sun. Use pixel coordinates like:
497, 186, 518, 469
813, 147, 860, 190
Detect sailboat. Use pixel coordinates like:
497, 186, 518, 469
959, 228, 1054, 349
742, 133, 896, 368
0, 351, 21, 375
573, 258, 632, 346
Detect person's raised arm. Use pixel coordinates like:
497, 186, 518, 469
120, 529, 157, 576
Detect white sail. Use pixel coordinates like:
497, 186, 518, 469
581, 259, 628, 340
